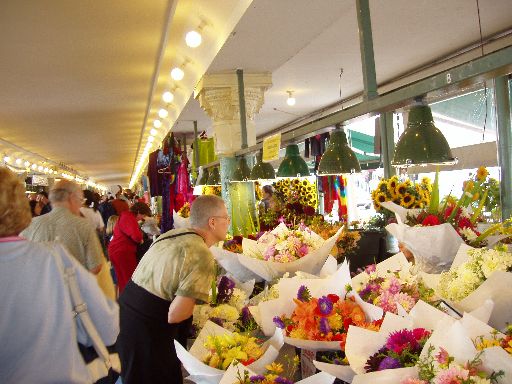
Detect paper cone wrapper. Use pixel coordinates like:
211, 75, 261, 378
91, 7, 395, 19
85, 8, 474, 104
480, 347, 512, 384
238, 225, 343, 281
382, 201, 463, 273
351, 367, 419, 384
313, 360, 356, 382
220, 363, 336, 384
175, 320, 283, 383
173, 210, 190, 229
250, 261, 383, 337
210, 247, 263, 282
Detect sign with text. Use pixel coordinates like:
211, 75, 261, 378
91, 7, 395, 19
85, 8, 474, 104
262, 133, 281, 162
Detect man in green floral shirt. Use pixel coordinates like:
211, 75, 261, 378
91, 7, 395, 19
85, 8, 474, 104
117, 195, 230, 384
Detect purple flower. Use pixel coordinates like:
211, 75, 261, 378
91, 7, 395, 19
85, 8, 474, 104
250, 375, 266, 382
333, 358, 343, 365
275, 377, 294, 384
365, 264, 376, 274
273, 316, 285, 329
241, 306, 252, 325
297, 285, 311, 302
217, 276, 235, 303
209, 317, 224, 327
319, 317, 331, 334
317, 296, 333, 315
378, 356, 401, 370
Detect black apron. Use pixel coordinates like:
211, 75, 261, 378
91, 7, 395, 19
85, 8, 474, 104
117, 231, 199, 384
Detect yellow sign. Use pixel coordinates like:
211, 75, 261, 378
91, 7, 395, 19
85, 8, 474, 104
262, 133, 281, 162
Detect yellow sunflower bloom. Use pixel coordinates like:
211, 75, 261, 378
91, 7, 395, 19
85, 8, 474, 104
402, 193, 415, 208
376, 192, 387, 204
421, 176, 431, 186
373, 201, 382, 211
387, 178, 398, 193
377, 180, 388, 193
395, 182, 408, 196
476, 166, 489, 182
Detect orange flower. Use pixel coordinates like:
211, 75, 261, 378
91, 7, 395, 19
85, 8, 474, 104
292, 298, 317, 331
349, 307, 366, 325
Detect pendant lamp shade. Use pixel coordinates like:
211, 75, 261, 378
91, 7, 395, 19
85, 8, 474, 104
231, 157, 251, 182
206, 167, 221, 186
392, 104, 456, 167
196, 168, 209, 186
276, 144, 309, 178
250, 151, 275, 180
317, 127, 361, 175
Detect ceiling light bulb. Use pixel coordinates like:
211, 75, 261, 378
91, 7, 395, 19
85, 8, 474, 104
185, 30, 202, 48
148, 136, 155, 143
24, 161, 30, 167
3, 156, 10, 162
38, 165, 43, 171
44, 167, 49, 173
150, 128, 157, 136
162, 90, 174, 103
31, 164, 37, 170
158, 108, 168, 119
171, 67, 184, 81
286, 91, 296, 106
16, 158, 22, 165
153, 119, 162, 128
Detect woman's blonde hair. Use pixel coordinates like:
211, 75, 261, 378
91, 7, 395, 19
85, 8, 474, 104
0, 167, 32, 236
106, 215, 119, 236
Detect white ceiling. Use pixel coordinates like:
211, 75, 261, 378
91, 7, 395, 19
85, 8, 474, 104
1, 0, 511, 186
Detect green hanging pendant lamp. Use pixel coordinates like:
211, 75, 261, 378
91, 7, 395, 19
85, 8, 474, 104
276, 144, 309, 178
250, 151, 275, 180
231, 156, 251, 182
196, 168, 209, 186
317, 125, 361, 175
206, 167, 221, 186
392, 103, 456, 167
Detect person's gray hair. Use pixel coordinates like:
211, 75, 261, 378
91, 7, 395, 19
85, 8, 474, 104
49, 180, 82, 203
189, 195, 227, 228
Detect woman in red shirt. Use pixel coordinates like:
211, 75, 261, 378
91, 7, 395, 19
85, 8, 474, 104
108, 202, 152, 293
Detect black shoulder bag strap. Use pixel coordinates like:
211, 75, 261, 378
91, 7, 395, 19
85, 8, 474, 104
150, 231, 200, 248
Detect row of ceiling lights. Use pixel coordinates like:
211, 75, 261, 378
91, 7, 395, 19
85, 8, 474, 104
129, 25, 206, 188
196, 101, 456, 186
2, 155, 108, 191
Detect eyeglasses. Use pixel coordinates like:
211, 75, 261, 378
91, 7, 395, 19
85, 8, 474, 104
211, 215, 231, 223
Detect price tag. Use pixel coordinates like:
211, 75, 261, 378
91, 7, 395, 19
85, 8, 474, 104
262, 133, 281, 162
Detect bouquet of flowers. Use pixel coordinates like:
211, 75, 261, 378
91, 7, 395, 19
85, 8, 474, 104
372, 175, 431, 212
175, 320, 284, 384
364, 328, 431, 372
306, 220, 361, 261
272, 285, 382, 351
178, 202, 190, 217
220, 361, 335, 384
475, 325, 512, 356
357, 265, 436, 315
193, 276, 252, 335
173, 201, 191, 229
211, 223, 343, 281
438, 248, 512, 302
400, 346, 504, 384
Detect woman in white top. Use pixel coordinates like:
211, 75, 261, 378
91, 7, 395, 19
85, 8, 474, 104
0, 167, 119, 383
81, 189, 105, 232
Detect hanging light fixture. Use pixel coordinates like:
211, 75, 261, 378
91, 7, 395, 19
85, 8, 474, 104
277, 144, 309, 178
170, 67, 185, 81
230, 157, 251, 182
196, 168, 209, 186
162, 90, 174, 104
392, 101, 456, 167
206, 167, 221, 186
286, 90, 296, 106
158, 108, 169, 119
317, 124, 361, 175
250, 150, 275, 180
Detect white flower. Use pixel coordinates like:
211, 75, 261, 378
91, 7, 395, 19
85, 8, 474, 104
228, 288, 247, 311
459, 227, 478, 242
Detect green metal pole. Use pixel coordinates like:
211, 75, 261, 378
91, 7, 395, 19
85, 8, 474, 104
236, 69, 248, 149
356, 0, 378, 101
380, 112, 396, 178
193, 120, 199, 177
495, 76, 512, 220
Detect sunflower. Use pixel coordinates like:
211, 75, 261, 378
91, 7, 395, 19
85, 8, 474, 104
306, 185, 313, 193
421, 176, 431, 186
395, 182, 408, 197
292, 179, 300, 187
476, 166, 489, 182
283, 179, 290, 186
375, 192, 387, 204
402, 193, 415, 208
373, 201, 382, 211
301, 180, 309, 187
377, 180, 388, 193
282, 187, 289, 194
387, 176, 399, 191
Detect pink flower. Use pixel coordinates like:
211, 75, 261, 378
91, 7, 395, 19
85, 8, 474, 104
385, 277, 402, 294
394, 292, 416, 312
365, 264, 376, 274
433, 366, 469, 384
297, 244, 309, 257
263, 245, 276, 261
385, 329, 419, 354
435, 347, 450, 365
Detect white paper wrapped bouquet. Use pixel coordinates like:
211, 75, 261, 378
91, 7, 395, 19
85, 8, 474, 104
211, 223, 343, 282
